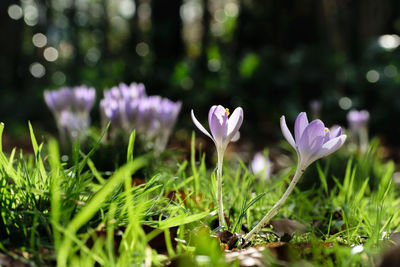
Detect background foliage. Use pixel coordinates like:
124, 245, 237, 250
2, 0, 400, 147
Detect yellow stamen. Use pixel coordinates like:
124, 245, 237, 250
225, 108, 230, 117
324, 128, 328, 132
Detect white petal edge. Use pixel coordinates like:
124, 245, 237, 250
191, 109, 214, 140
226, 107, 244, 142
280, 115, 296, 149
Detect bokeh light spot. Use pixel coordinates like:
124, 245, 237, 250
136, 42, 149, 57
339, 97, 352, 110
24, 5, 39, 26
8, 5, 23, 20
32, 33, 47, 48
378, 34, 400, 50
384, 65, 397, 78
119, 0, 136, 19
366, 70, 380, 83
29, 62, 45, 78
44, 47, 59, 62
52, 71, 66, 85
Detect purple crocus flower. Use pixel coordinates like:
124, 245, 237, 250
119, 82, 146, 100
191, 105, 243, 153
72, 86, 96, 112
191, 105, 243, 228
243, 112, 346, 245
100, 98, 124, 128
347, 109, 369, 153
44, 86, 95, 145
155, 99, 182, 151
99, 82, 181, 152
347, 110, 369, 131
44, 87, 73, 113
280, 112, 346, 169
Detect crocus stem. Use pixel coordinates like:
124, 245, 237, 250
359, 126, 368, 154
242, 166, 304, 246
216, 149, 226, 228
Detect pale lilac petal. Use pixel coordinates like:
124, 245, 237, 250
299, 135, 325, 167
297, 120, 325, 158
313, 135, 347, 160
191, 110, 213, 140
294, 112, 309, 142
209, 105, 228, 144
280, 116, 296, 149
208, 105, 217, 126
330, 126, 342, 139
226, 107, 243, 142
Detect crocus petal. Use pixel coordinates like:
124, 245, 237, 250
294, 112, 309, 142
280, 116, 296, 149
299, 135, 325, 167
330, 126, 342, 139
208, 105, 217, 126
314, 135, 347, 160
191, 110, 213, 140
231, 131, 240, 142
226, 107, 244, 143
297, 120, 325, 159
209, 105, 228, 144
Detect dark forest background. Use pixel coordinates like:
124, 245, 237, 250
2, 0, 400, 150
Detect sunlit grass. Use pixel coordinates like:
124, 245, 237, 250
0, 124, 398, 266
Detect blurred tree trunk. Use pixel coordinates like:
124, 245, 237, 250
192, 0, 210, 92
0, 0, 24, 91
65, 0, 83, 85
150, 0, 183, 93
100, 0, 110, 59
125, 0, 141, 81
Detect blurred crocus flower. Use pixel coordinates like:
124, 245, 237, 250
251, 152, 272, 181
191, 105, 244, 228
280, 112, 346, 170
347, 110, 369, 131
309, 100, 322, 119
72, 86, 96, 112
44, 87, 73, 113
243, 112, 346, 245
100, 82, 181, 152
347, 109, 369, 153
44, 86, 96, 145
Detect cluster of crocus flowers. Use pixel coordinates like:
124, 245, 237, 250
191, 105, 244, 227
44, 86, 96, 145
241, 112, 346, 244
100, 82, 182, 152
347, 109, 369, 153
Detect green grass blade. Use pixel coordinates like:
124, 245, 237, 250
57, 157, 146, 267
126, 130, 136, 163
